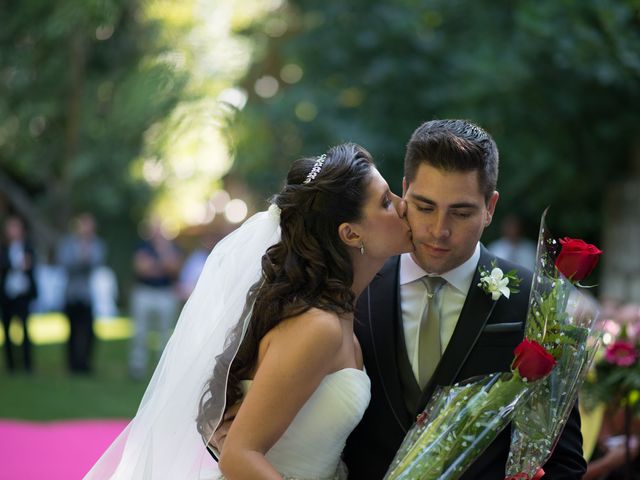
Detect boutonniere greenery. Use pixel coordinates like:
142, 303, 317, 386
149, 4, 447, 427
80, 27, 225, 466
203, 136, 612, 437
478, 261, 521, 301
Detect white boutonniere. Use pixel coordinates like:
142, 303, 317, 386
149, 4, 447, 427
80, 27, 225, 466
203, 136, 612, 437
478, 261, 521, 301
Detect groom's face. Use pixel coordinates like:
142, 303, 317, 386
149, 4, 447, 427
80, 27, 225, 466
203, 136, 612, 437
403, 163, 498, 275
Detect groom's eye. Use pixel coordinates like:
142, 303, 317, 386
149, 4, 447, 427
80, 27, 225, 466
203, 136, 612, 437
452, 210, 472, 218
416, 205, 434, 213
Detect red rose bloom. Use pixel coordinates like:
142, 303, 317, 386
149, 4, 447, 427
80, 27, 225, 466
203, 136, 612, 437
555, 237, 603, 282
512, 339, 556, 381
604, 340, 638, 367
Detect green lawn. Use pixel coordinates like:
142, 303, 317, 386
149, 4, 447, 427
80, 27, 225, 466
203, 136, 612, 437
0, 338, 149, 420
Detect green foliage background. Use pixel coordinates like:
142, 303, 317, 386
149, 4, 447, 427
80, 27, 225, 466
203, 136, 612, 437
230, 0, 640, 241
0, 0, 191, 281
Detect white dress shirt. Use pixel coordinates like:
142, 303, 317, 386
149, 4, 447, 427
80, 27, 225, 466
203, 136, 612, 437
399, 243, 481, 382
5, 241, 29, 298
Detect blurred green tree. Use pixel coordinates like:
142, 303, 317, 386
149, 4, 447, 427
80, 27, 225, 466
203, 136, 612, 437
0, 0, 190, 277
229, 0, 640, 241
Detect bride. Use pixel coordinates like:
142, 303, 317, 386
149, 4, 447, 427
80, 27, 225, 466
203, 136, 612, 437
85, 143, 413, 479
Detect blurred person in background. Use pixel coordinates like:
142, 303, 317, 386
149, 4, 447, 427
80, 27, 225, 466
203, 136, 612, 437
90, 265, 119, 318
176, 231, 222, 301
128, 219, 182, 380
57, 212, 106, 374
0, 215, 38, 373
488, 213, 537, 270
584, 407, 640, 479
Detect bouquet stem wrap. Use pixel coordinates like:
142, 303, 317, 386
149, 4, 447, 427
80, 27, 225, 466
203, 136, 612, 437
384, 372, 532, 480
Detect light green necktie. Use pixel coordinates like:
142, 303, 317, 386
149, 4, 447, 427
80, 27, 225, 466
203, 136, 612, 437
418, 276, 446, 389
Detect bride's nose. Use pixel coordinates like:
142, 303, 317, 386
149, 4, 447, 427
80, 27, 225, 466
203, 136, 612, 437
392, 194, 407, 218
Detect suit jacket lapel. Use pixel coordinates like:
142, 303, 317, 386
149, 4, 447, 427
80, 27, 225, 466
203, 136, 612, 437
416, 245, 499, 413
366, 256, 414, 430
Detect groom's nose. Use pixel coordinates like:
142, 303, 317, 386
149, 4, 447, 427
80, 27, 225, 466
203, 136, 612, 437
430, 213, 451, 239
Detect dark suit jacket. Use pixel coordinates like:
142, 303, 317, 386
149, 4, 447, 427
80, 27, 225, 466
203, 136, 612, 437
0, 242, 38, 304
343, 246, 587, 479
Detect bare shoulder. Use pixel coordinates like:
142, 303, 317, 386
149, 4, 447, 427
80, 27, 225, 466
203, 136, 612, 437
265, 307, 344, 357
283, 307, 342, 340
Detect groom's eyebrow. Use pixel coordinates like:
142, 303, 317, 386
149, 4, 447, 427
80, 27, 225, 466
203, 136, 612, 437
409, 193, 478, 210
450, 202, 479, 210
409, 193, 435, 205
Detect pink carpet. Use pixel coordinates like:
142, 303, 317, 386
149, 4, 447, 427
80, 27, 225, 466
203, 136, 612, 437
0, 419, 129, 479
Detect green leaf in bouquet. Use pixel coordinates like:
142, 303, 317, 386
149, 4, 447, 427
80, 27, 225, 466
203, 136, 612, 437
543, 325, 588, 359
527, 288, 564, 341
560, 325, 589, 345
526, 280, 573, 345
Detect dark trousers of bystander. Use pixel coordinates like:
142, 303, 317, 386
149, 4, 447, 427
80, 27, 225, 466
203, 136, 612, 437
65, 301, 94, 373
1, 295, 33, 372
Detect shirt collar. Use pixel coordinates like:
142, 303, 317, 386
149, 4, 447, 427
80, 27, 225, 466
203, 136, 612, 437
399, 243, 481, 294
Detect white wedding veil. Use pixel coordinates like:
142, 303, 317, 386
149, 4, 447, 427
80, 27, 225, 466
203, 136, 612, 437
84, 205, 281, 479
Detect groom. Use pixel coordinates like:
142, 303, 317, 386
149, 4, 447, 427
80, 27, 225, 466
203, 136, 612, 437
343, 120, 587, 479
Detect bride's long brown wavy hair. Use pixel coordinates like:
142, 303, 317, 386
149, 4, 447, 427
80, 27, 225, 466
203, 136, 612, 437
196, 143, 374, 439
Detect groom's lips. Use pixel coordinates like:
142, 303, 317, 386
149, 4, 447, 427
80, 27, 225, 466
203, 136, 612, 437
424, 244, 450, 256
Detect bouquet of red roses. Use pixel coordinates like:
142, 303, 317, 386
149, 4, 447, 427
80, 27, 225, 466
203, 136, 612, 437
383, 340, 555, 480
505, 212, 603, 479
384, 210, 603, 480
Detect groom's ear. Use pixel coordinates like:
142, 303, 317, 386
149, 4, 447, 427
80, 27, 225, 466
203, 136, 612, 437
484, 191, 500, 226
338, 222, 362, 249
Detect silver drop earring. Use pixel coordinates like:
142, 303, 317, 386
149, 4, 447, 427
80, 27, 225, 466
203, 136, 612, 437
360, 242, 365, 256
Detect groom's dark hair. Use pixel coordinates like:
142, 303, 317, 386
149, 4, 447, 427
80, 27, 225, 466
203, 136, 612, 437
404, 119, 499, 202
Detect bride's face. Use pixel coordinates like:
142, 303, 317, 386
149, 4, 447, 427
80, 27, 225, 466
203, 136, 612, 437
354, 168, 413, 258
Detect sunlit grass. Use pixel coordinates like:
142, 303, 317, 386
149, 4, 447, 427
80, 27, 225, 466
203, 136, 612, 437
0, 313, 132, 346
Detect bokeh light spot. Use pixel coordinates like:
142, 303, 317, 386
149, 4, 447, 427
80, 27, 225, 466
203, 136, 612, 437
224, 199, 248, 223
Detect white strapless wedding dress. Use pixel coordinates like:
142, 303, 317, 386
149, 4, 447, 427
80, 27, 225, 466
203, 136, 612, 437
222, 368, 370, 480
